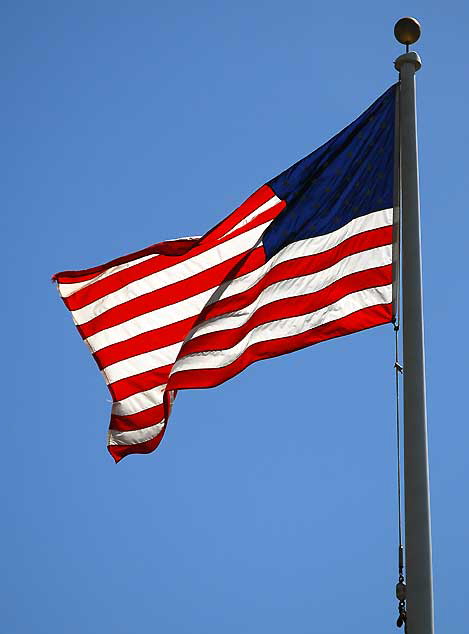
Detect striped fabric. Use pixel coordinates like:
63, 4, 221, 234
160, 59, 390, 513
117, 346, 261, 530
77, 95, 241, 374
54, 84, 397, 462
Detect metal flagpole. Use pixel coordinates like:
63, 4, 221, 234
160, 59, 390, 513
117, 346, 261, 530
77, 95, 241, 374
394, 17, 435, 634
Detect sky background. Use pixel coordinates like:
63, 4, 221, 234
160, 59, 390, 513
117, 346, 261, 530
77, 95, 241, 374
3, 1, 468, 633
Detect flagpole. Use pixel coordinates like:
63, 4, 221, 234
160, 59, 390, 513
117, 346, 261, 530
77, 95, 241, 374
394, 18, 434, 634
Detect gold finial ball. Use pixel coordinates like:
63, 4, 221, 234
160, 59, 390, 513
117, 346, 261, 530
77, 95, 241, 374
394, 17, 421, 45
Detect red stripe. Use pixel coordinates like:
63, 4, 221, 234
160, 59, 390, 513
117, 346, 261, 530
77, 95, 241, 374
55, 270, 103, 284
180, 266, 392, 357
208, 201, 285, 243
79, 246, 265, 338
168, 303, 392, 390
54, 238, 202, 284
202, 185, 275, 242
108, 424, 167, 464
108, 365, 172, 402
94, 318, 192, 370
110, 403, 166, 432
62, 197, 280, 311
58, 187, 274, 287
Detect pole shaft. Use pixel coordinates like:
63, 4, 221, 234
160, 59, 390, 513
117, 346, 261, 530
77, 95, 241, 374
395, 51, 434, 634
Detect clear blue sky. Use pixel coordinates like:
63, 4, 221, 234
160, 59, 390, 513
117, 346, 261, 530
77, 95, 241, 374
3, 1, 468, 632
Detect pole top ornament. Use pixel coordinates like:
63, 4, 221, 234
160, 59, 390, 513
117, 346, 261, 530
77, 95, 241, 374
394, 17, 421, 48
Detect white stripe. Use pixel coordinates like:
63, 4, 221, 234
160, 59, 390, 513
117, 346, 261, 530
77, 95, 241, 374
171, 284, 392, 373
111, 384, 166, 416
187, 245, 391, 340
107, 422, 164, 446
103, 341, 181, 385
87, 208, 392, 353
222, 195, 282, 237
58, 254, 158, 298
72, 221, 270, 325
58, 236, 200, 298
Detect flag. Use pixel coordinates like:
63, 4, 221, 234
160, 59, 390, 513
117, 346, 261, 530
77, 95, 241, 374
54, 84, 397, 462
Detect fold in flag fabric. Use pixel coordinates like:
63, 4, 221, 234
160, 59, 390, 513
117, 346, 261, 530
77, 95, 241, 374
54, 84, 397, 462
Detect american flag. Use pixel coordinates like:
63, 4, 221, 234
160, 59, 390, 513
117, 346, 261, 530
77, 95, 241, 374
54, 84, 397, 462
